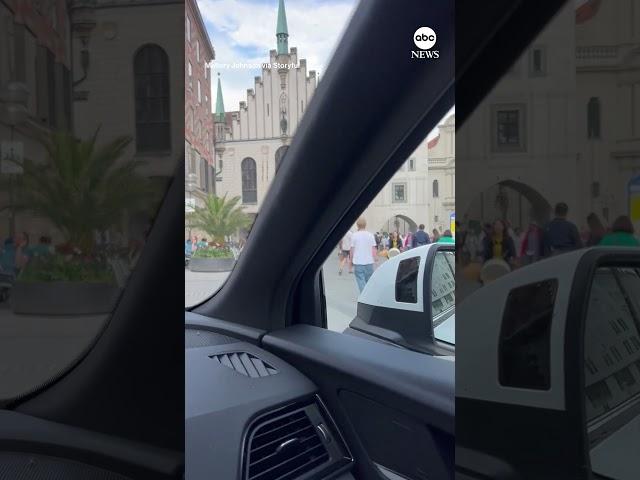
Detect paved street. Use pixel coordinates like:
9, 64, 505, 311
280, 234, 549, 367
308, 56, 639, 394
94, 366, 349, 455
185, 253, 373, 332
0, 304, 107, 400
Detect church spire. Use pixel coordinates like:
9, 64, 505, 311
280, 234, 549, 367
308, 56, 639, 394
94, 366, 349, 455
214, 74, 225, 123
276, 0, 289, 55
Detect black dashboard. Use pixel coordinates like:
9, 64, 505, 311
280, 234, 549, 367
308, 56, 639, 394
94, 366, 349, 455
185, 315, 355, 480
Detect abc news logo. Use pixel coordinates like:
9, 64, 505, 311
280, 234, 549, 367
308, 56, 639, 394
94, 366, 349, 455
411, 26, 439, 59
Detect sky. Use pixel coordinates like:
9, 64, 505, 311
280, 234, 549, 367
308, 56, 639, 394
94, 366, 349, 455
198, 0, 357, 113
197, 0, 453, 138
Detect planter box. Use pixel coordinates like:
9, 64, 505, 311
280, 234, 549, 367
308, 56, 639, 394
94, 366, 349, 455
10, 281, 122, 315
188, 257, 235, 272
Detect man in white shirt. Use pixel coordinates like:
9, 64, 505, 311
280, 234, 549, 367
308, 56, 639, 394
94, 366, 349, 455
338, 229, 353, 275
350, 217, 378, 292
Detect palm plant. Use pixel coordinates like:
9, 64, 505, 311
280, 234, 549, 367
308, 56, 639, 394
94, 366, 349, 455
186, 194, 251, 245
17, 130, 155, 255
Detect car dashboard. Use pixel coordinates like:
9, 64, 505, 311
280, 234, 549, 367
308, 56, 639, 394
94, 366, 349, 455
185, 316, 355, 480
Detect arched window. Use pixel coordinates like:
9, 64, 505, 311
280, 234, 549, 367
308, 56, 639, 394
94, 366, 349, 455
241, 157, 257, 204
134, 44, 170, 152
275, 146, 289, 173
432, 179, 439, 198
587, 97, 600, 139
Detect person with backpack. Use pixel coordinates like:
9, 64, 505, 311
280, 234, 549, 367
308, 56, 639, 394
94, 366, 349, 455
412, 224, 430, 247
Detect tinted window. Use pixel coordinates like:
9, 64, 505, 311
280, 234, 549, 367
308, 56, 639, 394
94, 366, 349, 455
395, 257, 419, 303
499, 279, 557, 390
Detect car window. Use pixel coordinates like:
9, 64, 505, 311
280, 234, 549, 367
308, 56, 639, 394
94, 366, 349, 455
0, 4, 180, 402
184, 0, 358, 308
322, 110, 456, 351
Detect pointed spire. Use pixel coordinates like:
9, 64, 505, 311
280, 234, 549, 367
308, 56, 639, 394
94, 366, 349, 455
276, 0, 289, 55
215, 73, 225, 123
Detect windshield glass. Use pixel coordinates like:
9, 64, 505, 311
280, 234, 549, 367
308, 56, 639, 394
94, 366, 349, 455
184, 0, 357, 308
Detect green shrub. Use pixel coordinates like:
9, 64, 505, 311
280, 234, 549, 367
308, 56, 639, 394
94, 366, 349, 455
192, 247, 234, 259
19, 254, 115, 283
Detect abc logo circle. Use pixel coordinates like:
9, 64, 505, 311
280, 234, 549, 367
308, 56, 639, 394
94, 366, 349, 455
414, 27, 436, 50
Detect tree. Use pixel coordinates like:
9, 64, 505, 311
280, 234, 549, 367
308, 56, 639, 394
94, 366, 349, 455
16, 130, 155, 254
186, 194, 251, 244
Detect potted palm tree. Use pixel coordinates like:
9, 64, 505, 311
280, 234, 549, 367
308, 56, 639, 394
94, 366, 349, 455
10, 130, 155, 315
187, 194, 251, 272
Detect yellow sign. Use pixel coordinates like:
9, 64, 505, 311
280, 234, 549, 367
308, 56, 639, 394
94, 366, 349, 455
450, 213, 455, 236
631, 195, 640, 222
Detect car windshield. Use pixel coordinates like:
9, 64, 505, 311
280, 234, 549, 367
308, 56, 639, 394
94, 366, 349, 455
184, 0, 357, 308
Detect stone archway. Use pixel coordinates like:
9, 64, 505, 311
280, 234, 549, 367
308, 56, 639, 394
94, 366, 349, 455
380, 214, 418, 235
463, 180, 552, 231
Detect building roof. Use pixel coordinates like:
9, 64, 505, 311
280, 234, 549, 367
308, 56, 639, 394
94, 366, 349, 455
215, 75, 225, 122
277, 0, 288, 35
188, 0, 215, 60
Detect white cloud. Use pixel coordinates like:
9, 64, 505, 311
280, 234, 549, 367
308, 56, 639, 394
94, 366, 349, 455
198, 0, 357, 110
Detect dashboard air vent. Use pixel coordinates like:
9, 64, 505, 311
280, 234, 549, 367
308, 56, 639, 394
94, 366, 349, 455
246, 407, 329, 480
210, 352, 278, 378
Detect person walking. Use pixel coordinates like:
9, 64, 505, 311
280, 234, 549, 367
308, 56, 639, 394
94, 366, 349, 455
520, 219, 544, 265
543, 202, 582, 256
586, 212, 606, 247
482, 219, 516, 264
599, 215, 639, 246
412, 224, 430, 247
438, 230, 455, 244
338, 229, 353, 275
389, 231, 401, 250
432, 228, 441, 243
403, 230, 414, 251
350, 217, 377, 293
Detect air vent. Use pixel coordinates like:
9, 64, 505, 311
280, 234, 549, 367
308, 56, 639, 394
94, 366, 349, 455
246, 407, 330, 480
209, 352, 278, 378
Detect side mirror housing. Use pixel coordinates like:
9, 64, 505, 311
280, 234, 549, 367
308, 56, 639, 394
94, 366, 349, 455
345, 244, 455, 356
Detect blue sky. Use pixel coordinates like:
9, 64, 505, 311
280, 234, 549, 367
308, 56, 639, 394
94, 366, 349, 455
198, 0, 358, 112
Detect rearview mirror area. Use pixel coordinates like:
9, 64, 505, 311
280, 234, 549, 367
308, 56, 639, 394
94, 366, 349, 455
584, 263, 640, 480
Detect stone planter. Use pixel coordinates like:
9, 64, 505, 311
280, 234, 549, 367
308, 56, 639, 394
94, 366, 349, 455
188, 257, 235, 272
10, 281, 122, 315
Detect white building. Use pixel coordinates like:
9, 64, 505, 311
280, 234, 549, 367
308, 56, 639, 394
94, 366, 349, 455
363, 115, 455, 235
213, 0, 317, 219
456, 2, 577, 230
213, 0, 454, 236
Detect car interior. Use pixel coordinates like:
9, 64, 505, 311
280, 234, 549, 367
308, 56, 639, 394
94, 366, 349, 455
0, 1, 585, 480
186, 1, 454, 479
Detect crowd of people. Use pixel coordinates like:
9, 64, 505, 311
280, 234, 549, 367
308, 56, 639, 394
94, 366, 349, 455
338, 219, 453, 292
456, 202, 639, 283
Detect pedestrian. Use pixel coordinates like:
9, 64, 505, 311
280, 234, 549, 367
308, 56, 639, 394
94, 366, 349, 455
185, 238, 193, 257
338, 229, 353, 275
438, 230, 455, 244
599, 215, 640, 246
382, 232, 390, 249
432, 228, 441, 243
403, 230, 414, 250
482, 219, 516, 264
412, 224, 430, 247
31, 236, 53, 258
350, 217, 377, 293
543, 202, 582, 256
520, 219, 544, 265
389, 231, 401, 250
586, 212, 606, 247
14, 232, 31, 272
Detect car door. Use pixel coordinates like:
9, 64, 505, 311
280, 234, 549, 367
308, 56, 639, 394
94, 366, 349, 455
188, 1, 455, 478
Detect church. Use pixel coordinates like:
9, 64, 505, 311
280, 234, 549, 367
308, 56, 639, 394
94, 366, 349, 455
213, 0, 455, 236
212, 0, 317, 222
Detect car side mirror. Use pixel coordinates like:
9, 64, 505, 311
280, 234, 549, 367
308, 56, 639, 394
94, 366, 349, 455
580, 253, 640, 480
344, 244, 454, 356
456, 247, 639, 479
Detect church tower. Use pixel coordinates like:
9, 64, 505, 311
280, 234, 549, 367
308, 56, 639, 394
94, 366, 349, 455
276, 0, 289, 55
